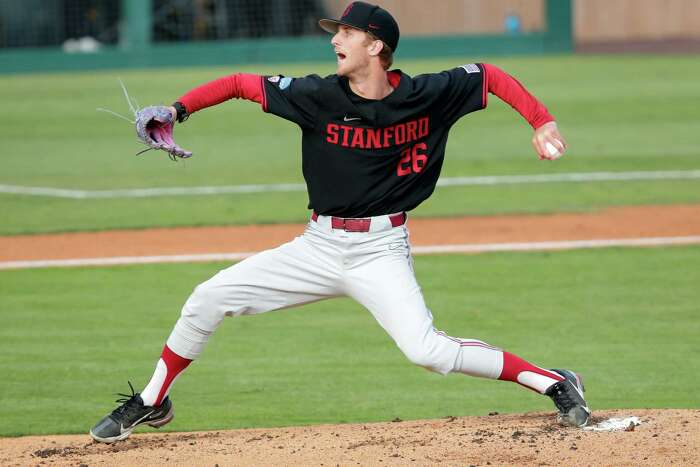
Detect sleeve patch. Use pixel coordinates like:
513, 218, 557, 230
267, 75, 292, 90
460, 63, 481, 74
279, 77, 292, 90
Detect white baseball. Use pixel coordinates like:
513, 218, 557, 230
545, 141, 562, 159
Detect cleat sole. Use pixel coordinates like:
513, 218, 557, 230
148, 407, 174, 428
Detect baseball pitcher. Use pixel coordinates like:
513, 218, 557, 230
90, 1, 589, 443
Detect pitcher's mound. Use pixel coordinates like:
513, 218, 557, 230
3, 409, 698, 466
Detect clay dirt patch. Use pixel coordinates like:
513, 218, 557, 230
1, 409, 698, 466
2, 204, 700, 263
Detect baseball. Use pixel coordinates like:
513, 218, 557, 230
545, 141, 562, 159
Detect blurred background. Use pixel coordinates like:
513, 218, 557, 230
2, 0, 700, 72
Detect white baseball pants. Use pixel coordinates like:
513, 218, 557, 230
167, 213, 504, 379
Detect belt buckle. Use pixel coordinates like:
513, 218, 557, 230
343, 218, 371, 232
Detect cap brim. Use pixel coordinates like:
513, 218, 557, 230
318, 19, 364, 34
318, 19, 340, 34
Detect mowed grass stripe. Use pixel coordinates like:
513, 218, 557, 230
1, 246, 698, 436
2, 170, 700, 199
4, 179, 700, 235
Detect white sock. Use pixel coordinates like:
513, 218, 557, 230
140, 358, 167, 407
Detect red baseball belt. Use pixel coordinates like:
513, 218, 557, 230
311, 211, 406, 232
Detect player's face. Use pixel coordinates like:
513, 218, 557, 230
331, 25, 373, 76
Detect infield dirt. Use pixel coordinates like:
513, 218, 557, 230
2, 204, 700, 262
2, 409, 698, 466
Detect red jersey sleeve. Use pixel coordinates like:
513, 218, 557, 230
177, 73, 265, 114
482, 63, 554, 129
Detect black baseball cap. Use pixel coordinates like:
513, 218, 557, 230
319, 1, 400, 52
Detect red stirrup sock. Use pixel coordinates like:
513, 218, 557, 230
498, 351, 564, 393
140, 345, 193, 407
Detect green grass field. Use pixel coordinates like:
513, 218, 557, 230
1, 246, 698, 437
2, 54, 699, 234
1, 53, 699, 438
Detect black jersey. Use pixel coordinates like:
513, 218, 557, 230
262, 64, 486, 218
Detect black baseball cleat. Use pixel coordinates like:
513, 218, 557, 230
89, 382, 174, 443
545, 369, 590, 427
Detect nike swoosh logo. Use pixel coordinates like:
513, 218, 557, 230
120, 410, 155, 433
568, 380, 586, 401
343, 116, 361, 122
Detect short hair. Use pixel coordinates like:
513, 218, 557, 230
365, 32, 394, 70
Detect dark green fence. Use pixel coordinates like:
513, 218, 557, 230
0, 0, 571, 74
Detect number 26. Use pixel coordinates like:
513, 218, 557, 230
397, 142, 428, 176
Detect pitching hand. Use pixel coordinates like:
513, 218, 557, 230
532, 121, 567, 160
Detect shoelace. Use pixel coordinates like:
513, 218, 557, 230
111, 381, 142, 418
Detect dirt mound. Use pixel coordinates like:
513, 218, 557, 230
2, 409, 698, 466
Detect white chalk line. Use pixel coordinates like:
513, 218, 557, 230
2, 170, 699, 199
0, 252, 256, 270
410, 236, 700, 253
2, 236, 699, 270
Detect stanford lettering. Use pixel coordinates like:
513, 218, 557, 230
326, 116, 429, 149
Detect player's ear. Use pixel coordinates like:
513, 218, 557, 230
367, 39, 384, 57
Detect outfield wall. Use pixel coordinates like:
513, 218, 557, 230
1, 0, 697, 76
0, 0, 571, 74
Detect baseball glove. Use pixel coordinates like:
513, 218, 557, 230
135, 106, 192, 161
